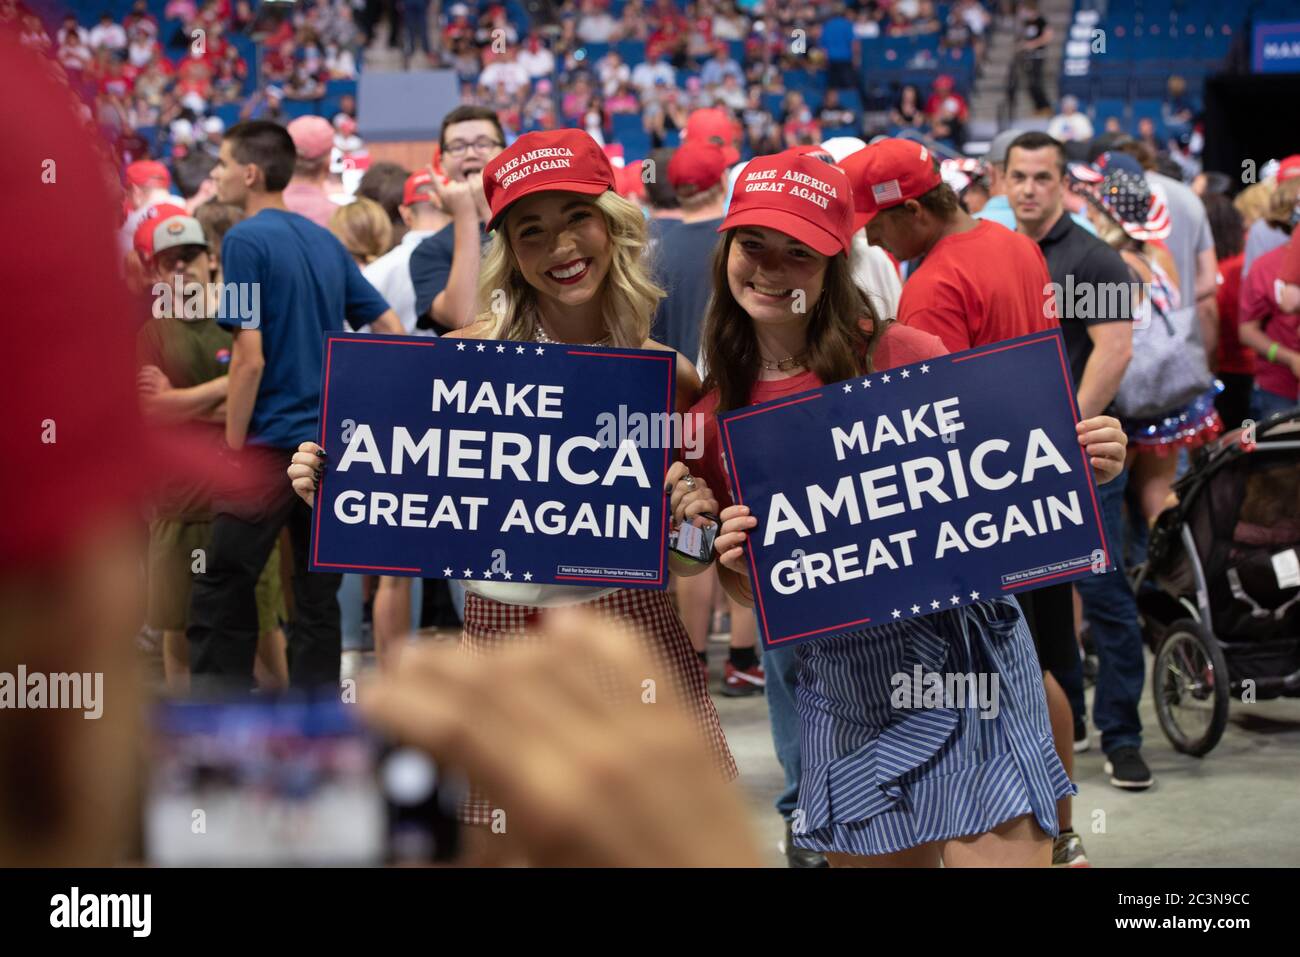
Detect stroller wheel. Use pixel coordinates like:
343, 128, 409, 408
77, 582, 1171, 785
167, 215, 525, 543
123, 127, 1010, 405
1152, 619, 1230, 757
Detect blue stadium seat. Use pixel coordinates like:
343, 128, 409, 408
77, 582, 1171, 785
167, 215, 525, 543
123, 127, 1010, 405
614, 39, 646, 64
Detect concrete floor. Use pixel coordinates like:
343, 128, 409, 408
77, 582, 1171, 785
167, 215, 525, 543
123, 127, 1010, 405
706, 640, 1300, 868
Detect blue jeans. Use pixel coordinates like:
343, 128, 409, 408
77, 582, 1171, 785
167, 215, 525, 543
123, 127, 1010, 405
1074, 468, 1145, 754
1250, 387, 1297, 423
763, 643, 802, 821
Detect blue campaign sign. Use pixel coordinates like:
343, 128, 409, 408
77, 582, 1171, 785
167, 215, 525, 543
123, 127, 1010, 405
717, 330, 1110, 650
1253, 21, 1300, 74
309, 332, 677, 588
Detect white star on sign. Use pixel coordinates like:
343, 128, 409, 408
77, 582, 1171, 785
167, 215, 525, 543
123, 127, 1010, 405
843, 383, 852, 393
861, 378, 871, 388
443, 567, 453, 577
930, 599, 940, 610
911, 604, 921, 614
900, 368, 910, 378
950, 595, 960, 605
515, 345, 525, 354
456, 342, 466, 351
522, 571, 533, 581
483, 570, 493, 578
503, 571, 513, 580
463, 569, 473, 577
496, 344, 505, 353
476, 343, 485, 352
920, 364, 930, 373
881, 373, 891, 383
535, 346, 545, 355
891, 608, 901, 618
970, 590, 980, 601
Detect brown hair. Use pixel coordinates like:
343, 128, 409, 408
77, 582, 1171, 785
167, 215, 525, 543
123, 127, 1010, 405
700, 231, 884, 413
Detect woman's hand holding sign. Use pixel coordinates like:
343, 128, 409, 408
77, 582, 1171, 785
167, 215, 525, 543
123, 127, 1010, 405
288, 441, 327, 508
1078, 415, 1126, 485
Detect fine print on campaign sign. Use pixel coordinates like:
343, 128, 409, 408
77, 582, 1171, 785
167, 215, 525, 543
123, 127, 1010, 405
718, 330, 1110, 650
310, 333, 676, 588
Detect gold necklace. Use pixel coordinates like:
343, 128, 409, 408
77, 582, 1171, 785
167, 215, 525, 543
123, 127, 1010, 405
759, 352, 808, 372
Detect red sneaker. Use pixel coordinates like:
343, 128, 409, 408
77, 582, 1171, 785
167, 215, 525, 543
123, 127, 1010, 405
722, 660, 766, 697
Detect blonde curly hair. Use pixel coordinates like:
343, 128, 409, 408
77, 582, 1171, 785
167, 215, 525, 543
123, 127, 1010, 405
476, 190, 664, 347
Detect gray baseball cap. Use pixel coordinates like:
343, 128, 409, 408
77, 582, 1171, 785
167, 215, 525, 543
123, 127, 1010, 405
152, 214, 207, 255
985, 128, 1024, 167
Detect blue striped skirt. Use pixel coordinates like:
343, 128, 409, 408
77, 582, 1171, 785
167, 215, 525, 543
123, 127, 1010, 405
792, 597, 1074, 857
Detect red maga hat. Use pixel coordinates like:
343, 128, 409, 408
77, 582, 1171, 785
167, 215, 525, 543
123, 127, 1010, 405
682, 107, 741, 165
483, 129, 616, 231
402, 169, 435, 206
125, 158, 171, 189
718, 151, 855, 256
838, 138, 942, 230
667, 139, 730, 194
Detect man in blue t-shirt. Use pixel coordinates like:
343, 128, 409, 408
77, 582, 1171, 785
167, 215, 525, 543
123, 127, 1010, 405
821, 5, 860, 98
188, 120, 403, 692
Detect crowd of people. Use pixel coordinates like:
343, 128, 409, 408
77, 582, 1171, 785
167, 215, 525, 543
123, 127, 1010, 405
7, 0, 1300, 871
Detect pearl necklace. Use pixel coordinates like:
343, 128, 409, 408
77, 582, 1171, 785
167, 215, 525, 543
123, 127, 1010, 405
533, 322, 612, 347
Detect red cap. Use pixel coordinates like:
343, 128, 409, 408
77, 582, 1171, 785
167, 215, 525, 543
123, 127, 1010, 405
1277, 155, 1300, 182
615, 163, 646, 200
402, 169, 435, 206
839, 138, 942, 229
786, 143, 837, 165
483, 129, 616, 231
131, 201, 189, 259
1, 29, 222, 575
682, 107, 741, 165
125, 159, 171, 189
667, 140, 729, 194
718, 151, 855, 256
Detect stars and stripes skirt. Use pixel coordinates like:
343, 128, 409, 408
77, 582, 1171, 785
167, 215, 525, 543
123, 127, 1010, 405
456, 587, 738, 825
792, 597, 1074, 857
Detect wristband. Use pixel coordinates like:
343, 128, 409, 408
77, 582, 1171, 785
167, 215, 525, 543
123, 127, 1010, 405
1268, 342, 1280, 363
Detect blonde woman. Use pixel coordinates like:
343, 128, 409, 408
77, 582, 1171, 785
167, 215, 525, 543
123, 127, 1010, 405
288, 130, 738, 822
328, 196, 393, 266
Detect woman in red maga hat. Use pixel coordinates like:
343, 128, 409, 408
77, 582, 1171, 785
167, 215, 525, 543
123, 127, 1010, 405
693, 148, 1127, 867
288, 130, 737, 824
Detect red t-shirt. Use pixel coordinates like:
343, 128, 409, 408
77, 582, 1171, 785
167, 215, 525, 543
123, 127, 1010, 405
1215, 253, 1253, 376
690, 323, 948, 511
1280, 230, 1300, 286
1240, 244, 1299, 401
898, 219, 1057, 352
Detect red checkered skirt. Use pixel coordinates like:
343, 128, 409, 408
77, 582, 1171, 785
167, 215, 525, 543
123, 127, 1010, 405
457, 587, 738, 825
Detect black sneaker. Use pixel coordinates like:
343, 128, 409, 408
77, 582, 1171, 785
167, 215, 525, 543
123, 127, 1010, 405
1073, 717, 1091, 753
782, 821, 829, 868
1104, 746, 1154, 790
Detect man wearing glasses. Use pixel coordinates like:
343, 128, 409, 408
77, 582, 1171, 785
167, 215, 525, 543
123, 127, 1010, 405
409, 105, 504, 333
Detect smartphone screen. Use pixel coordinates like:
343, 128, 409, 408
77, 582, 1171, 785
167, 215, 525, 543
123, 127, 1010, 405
145, 696, 461, 866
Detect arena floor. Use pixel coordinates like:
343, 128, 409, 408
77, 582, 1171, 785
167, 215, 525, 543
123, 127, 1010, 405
705, 640, 1300, 868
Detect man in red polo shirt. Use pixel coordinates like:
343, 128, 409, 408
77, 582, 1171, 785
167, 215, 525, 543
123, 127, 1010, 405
840, 137, 1057, 350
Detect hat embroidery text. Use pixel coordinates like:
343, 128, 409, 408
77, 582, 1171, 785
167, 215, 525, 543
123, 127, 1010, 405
493, 147, 577, 186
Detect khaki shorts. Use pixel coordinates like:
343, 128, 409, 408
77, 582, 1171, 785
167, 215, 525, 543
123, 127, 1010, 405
147, 519, 285, 634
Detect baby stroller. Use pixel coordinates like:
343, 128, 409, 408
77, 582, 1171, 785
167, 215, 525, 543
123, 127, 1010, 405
1133, 409, 1300, 756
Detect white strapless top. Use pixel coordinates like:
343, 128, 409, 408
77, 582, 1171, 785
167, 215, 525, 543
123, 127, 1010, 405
459, 580, 618, 607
